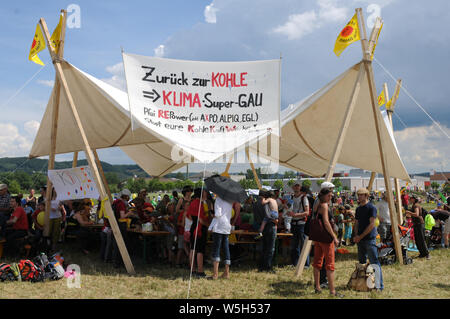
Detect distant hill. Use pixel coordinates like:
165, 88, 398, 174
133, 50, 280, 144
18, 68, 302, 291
0, 157, 149, 181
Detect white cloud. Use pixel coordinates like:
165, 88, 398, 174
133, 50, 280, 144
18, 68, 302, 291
24, 120, 40, 137
0, 123, 33, 157
154, 44, 165, 57
394, 124, 450, 173
101, 62, 126, 91
204, 2, 218, 24
272, 0, 347, 40
37, 80, 55, 88
272, 11, 318, 40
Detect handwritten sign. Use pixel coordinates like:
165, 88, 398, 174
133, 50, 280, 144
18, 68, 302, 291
123, 53, 281, 163
48, 166, 99, 201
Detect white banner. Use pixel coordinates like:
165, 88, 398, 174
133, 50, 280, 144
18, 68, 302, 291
122, 53, 281, 163
48, 166, 99, 201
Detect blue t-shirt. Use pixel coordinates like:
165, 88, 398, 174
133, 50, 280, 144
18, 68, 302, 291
355, 202, 378, 241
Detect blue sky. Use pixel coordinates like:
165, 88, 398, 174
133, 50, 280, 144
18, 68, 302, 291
0, 0, 449, 174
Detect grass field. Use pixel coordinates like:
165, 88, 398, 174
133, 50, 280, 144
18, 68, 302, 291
0, 199, 447, 299
0, 232, 448, 299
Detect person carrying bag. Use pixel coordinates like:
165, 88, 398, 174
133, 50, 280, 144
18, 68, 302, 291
310, 188, 342, 297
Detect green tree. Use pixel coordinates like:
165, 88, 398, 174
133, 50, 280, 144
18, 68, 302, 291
105, 172, 120, 185
332, 177, 342, 189
239, 179, 257, 189
273, 179, 284, 190
8, 179, 22, 194
302, 179, 312, 188
287, 179, 295, 187
431, 182, 440, 190
283, 171, 296, 179
316, 179, 324, 187
13, 170, 32, 191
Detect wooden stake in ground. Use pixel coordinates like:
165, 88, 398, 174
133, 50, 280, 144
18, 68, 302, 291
295, 63, 366, 278
43, 10, 66, 238
384, 80, 404, 226
39, 14, 135, 274
356, 8, 403, 264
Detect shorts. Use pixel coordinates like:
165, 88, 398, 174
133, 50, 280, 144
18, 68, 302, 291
312, 241, 335, 271
264, 211, 279, 223
444, 218, 450, 235
184, 231, 191, 243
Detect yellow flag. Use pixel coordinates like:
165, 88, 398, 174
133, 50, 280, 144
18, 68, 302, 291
370, 22, 383, 60
386, 87, 400, 110
377, 90, 385, 107
29, 24, 46, 65
50, 14, 63, 54
333, 13, 360, 57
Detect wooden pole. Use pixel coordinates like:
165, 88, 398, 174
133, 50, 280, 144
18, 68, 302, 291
384, 81, 404, 226
356, 9, 404, 264
43, 10, 67, 237
324, 64, 365, 182
246, 147, 262, 189
93, 150, 112, 202
295, 63, 366, 278
367, 172, 376, 191
221, 153, 234, 178
72, 151, 78, 168
40, 17, 135, 274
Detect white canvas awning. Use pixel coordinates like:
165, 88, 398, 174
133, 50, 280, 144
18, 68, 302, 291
248, 62, 410, 181
30, 60, 410, 181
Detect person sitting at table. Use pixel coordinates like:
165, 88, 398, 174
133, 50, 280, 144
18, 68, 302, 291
4, 196, 29, 256
112, 189, 137, 268
72, 200, 95, 255
132, 197, 154, 225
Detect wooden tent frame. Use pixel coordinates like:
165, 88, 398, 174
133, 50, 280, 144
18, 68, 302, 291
40, 10, 135, 274
294, 8, 405, 278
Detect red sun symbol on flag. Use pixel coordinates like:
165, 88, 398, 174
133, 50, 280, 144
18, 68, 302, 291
31, 38, 37, 49
340, 26, 354, 37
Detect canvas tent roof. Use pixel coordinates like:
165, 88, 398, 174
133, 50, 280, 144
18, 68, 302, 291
29, 61, 187, 177
30, 60, 410, 181
248, 61, 410, 181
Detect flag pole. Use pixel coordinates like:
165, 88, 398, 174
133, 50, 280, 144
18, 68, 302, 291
384, 80, 404, 226
43, 10, 66, 238
39, 15, 135, 274
356, 8, 404, 265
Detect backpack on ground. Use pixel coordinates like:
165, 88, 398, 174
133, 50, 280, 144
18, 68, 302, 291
347, 263, 375, 292
18, 259, 45, 282
0, 263, 19, 282
45, 259, 65, 280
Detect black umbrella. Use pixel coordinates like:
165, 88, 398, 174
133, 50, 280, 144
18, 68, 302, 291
204, 174, 248, 203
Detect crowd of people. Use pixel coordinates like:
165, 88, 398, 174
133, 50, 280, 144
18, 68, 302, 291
0, 179, 448, 291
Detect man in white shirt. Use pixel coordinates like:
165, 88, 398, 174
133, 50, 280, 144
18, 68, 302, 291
375, 192, 391, 242
209, 196, 233, 279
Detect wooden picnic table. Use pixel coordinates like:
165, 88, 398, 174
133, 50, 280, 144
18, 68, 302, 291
127, 228, 171, 262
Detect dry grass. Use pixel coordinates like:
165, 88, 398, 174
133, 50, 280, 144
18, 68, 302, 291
0, 238, 448, 299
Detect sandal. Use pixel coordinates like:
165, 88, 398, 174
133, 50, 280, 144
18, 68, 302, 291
330, 291, 344, 298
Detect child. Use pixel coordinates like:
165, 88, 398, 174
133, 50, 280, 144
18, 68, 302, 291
282, 198, 293, 233
335, 206, 345, 247
255, 190, 279, 240
343, 204, 354, 246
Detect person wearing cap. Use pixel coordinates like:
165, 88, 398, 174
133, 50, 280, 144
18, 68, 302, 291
405, 195, 430, 259
354, 188, 384, 291
0, 184, 11, 239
